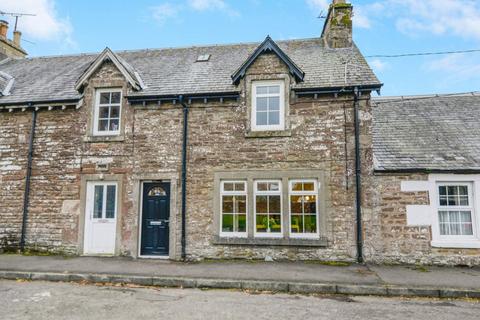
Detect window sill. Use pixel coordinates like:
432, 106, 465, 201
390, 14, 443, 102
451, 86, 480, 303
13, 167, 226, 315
213, 235, 328, 247
83, 135, 125, 143
245, 130, 292, 139
431, 240, 480, 249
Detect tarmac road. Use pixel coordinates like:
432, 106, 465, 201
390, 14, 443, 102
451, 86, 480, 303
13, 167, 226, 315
0, 280, 479, 320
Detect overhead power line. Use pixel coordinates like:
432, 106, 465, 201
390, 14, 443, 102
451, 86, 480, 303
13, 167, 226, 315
365, 49, 480, 58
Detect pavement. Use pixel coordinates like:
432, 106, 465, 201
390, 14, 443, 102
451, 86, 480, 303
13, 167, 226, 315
0, 254, 479, 298
2, 280, 480, 320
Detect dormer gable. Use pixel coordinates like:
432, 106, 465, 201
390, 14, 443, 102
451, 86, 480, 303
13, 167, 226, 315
231, 36, 305, 85
75, 47, 145, 92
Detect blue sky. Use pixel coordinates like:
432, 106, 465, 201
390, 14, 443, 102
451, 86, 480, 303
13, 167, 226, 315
2, 0, 480, 96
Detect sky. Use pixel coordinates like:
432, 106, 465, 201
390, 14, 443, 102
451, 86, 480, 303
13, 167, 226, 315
1, 0, 480, 96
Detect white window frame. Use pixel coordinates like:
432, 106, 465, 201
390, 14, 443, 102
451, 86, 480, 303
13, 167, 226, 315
93, 88, 122, 136
429, 174, 480, 248
436, 182, 476, 240
251, 80, 285, 132
254, 180, 283, 238
220, 180, 248, 238
288, 179, 320, 239
90, 182, 118, 220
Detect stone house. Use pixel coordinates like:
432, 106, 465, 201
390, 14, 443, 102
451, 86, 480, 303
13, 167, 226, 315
0, 0, 479, 266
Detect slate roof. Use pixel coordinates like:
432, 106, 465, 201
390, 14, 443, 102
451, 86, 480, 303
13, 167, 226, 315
0, 37, 381, 105
373, 94, 480, 172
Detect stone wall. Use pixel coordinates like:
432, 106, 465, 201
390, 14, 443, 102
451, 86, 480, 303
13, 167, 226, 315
0, 53, 374, 262
364, 173, 480, 266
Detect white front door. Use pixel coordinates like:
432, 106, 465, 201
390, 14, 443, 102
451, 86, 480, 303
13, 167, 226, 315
84, 182, 118, 255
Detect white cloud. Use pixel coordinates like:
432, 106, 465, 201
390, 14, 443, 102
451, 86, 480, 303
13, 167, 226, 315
1, 0, 74, 45
306, 0, 329, 12
151, 3, 181, 24
369, 58, 388, 72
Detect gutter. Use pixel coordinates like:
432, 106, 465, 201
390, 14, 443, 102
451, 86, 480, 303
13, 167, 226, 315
20, 107, 37, 252
374, 168, 480, 175
353, 87, 363, 264
294, 84, 383, 96
179, 95, 189, 260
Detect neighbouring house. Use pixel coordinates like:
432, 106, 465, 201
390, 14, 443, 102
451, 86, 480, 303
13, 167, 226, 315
0, 0, 479, 266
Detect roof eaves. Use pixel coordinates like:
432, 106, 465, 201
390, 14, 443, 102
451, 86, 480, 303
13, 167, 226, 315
231, 36, 305, 85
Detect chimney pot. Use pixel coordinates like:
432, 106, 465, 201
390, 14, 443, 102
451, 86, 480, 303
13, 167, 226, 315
13, 31, 22, 47
0, 20, 8, 39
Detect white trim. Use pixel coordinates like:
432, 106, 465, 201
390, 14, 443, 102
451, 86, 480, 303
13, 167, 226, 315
288, 179, 320, 239
254, 180, 283, 238
219, 180, 248, 238
251, 80, 285, 132
93, 88, 122, 136
138, 181, 171, 259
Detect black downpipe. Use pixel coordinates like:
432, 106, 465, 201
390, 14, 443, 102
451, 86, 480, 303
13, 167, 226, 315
353, 87, 363, 263
20, 108, 37, 252
179, 96, 189, 260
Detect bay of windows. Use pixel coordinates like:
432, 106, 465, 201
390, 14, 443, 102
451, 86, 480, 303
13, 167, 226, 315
219, 178, 319, 239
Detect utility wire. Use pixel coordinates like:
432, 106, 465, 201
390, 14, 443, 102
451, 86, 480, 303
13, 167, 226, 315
365, 49, 480, 58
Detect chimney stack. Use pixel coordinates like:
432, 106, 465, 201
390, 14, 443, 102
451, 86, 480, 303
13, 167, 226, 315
0, 19, 27, 59
0, 20, 8, 39
321, 0, 353, 49
13, 31, 22, 46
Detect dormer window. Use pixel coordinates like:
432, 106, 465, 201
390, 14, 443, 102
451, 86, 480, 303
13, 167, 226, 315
93, 89, 122, 136
251, 80, 285, 131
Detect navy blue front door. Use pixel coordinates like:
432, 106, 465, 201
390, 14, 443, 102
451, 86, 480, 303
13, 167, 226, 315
141, 182, 170, 256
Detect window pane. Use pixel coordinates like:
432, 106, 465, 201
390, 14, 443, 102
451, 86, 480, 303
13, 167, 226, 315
256, 215, 268, 232
458, 185, 468, 196
257, 183, 268, 191
269, 195, 281, 213
291, 215, 303, 233
256, 86, 268, 95
304, 215, 317, 233
99, 106, 109, 118
303, 195, 316, 214
256, 97, 268, 111
292, 183, 303, 191
270, 215, 282, 233
303, 182, 315, 191
100, 92, 110, 104
439, 211, 449, 235
269, 182, 280, 191
222, 214, 234, 232
268, 85, 280, 94
106, 185, 116, 218
93, 185, 103, 218
290, 196, 302, 214
234, 183, 245, 191
222, 196, 233, 213
223, 183, 234, 191
110, 119, 119, 131
110, 106, 120, 118
236, 196, 246, 214
438, 186, 447, 196
439, 196, 447, 206
256, 111, 268, 126
459, 196, 469, 206
98, 120, 109, 131
268, 97, 280, 111
268, 111, 280, 125
256, 195, 268, 213
237, 214, 247, 233
111, 92, 121, 104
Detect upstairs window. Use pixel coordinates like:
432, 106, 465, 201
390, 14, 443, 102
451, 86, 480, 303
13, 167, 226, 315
93, 89, 122, 136
252, 81, 285, 131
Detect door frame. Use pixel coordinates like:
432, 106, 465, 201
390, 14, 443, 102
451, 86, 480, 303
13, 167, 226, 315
78, 174, 124, 256
138, 180, 171, 259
